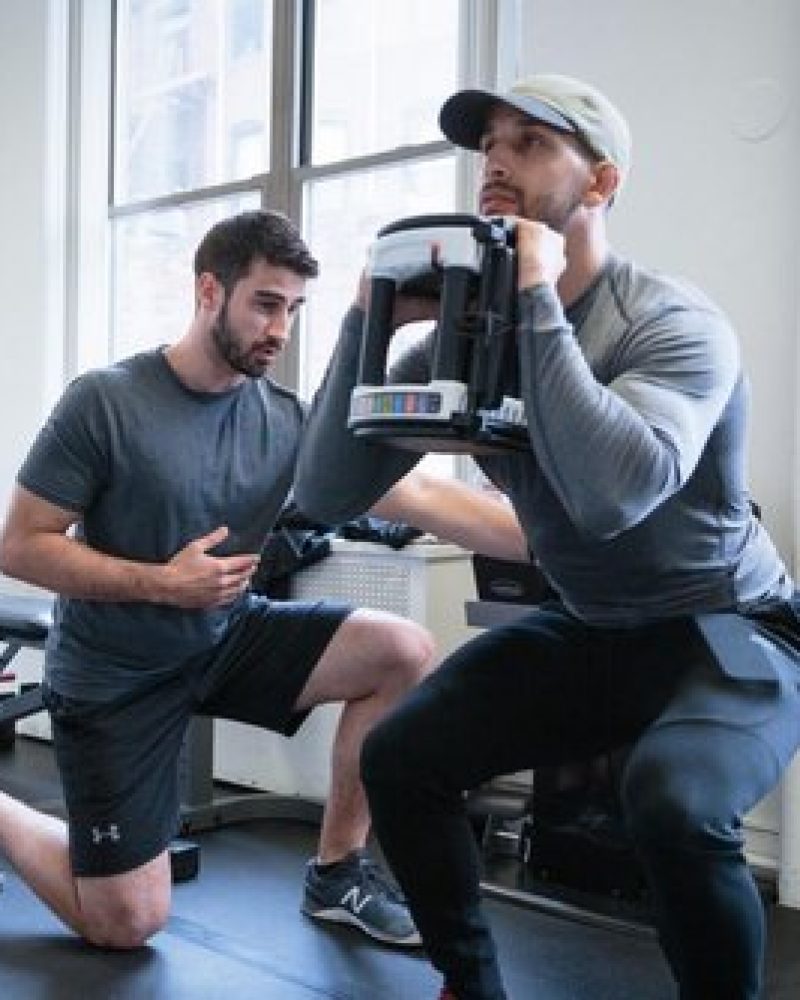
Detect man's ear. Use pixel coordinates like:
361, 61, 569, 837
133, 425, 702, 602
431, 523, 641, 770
584, 161, 620, 208
196, 271, 222, 311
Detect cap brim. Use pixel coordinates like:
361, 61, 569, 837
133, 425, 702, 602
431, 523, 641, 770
439, 89, 576, 150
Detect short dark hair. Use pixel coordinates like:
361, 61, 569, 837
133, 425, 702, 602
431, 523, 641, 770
193, 210, 319, 291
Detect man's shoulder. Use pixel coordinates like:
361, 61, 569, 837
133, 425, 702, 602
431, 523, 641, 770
600, 257, 739, 378
57, 353, 168, 427
607, 256, 729, 326
66, 350, 163, 396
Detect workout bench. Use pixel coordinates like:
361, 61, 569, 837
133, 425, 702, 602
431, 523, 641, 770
0, 594, 51, 723
0, 593, 325, 884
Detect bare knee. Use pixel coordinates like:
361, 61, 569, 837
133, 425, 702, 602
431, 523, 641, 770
382, 619, 436, 690
81, 895, 170, 949
77, 864, 171, 949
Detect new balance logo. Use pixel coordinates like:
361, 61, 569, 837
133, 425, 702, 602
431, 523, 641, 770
340, 886, 373, 915
91, 823, 121, 845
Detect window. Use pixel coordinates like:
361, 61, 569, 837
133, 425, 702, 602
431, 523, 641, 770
113, 0, 273, 204
228, 0, 265, 60
299, 0, 459, 390
229, 120, 265, 177
302, 158, 456, 392
88, 1, 505, 477
306, 0, 458, 165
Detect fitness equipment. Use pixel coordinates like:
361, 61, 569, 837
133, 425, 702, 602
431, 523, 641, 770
349, 213, 530, 454
0, 595, 52, 750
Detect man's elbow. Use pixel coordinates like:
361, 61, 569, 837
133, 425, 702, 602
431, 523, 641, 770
0, 531, 25, 580
568, 460, 679, 540
569, 494, 662, 540
507, 529, 532, 564
367, 477, 420, 525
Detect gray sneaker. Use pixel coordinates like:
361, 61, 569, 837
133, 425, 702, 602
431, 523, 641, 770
302, 850, 422, 947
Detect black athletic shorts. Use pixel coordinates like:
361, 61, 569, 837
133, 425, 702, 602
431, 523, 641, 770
42, 596, 352, 877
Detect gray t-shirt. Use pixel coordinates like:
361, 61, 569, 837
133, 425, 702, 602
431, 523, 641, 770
293, 254, 793, 625
19, 349, 305, 699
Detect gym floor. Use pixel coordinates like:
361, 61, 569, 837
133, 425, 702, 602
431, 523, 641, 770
1, 736, 799, 999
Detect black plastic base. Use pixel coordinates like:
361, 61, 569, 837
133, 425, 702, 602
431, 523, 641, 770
0, 692, 15, 749
352, 420, 528, 454
169, 838, 200, 883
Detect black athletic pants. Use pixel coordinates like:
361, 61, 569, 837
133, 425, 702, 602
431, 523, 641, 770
362, 602, 800, 1000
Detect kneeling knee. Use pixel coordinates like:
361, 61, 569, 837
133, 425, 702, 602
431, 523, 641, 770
82, 899, 169, 950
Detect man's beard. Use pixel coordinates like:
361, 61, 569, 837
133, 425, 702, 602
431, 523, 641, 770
529, 183, 586, 233
481, 180, 585, 233
211, 302, 274, 378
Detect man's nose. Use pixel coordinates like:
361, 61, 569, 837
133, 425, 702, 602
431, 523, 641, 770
265, 308, 292, 340
483, 150, 511, 182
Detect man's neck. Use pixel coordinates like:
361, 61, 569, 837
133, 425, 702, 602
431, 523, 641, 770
556, 221, 611, 308
164, 330, 245, 394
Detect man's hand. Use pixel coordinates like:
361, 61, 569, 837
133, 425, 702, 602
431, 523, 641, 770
160, 526, 259, 609
514, 218, 567, 291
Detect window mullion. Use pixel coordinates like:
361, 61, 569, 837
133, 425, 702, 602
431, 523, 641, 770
456, 0, 501, 215
268, 0, 303, 212
454, 0, 505, 484
268, 0, 305, 389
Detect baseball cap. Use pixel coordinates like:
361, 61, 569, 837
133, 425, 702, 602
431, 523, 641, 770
439, 73, 632, 188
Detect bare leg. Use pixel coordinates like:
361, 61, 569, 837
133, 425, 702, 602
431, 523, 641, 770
0, 792, 170, 947
294, 608, 435, 862
0, 794, 79, 928
0, 608, 433, 942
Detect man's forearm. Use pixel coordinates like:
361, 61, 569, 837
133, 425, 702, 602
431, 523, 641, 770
371, 472, 530, 563
0, 531, 164, 603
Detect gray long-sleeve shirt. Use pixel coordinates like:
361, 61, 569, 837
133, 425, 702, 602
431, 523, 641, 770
293, 254, 792, 626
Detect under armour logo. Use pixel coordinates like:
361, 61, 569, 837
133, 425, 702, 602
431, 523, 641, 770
91, 823, 121, 845
340, 886, 373, 915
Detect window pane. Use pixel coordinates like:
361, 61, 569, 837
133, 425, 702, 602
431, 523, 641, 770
111, 192, 259, 359
309, 0, 459, 165
303, 155, 457, 478
114, 0, 273, 204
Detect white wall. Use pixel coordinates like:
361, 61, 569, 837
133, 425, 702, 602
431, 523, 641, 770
517, 0, 800, 572
0, 0, 66, 522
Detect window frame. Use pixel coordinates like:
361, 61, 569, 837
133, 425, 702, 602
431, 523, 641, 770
68, 0, 513, 395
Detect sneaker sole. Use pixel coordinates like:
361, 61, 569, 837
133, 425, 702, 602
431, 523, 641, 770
302, 902, 422, 948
